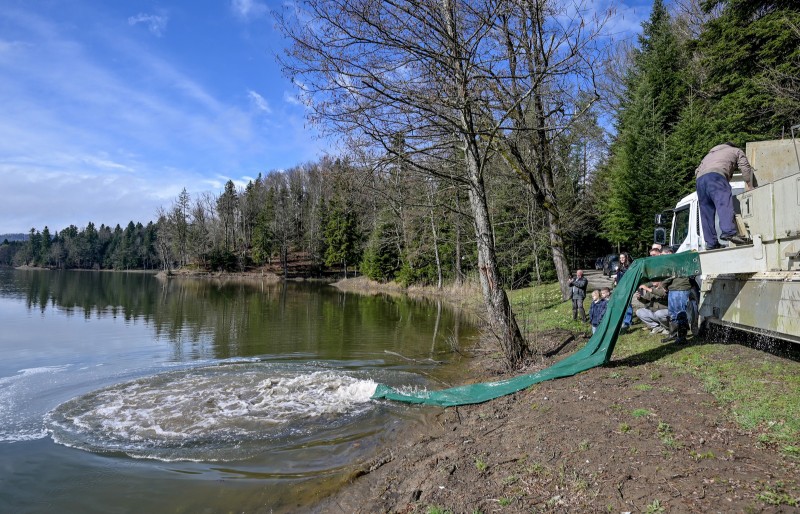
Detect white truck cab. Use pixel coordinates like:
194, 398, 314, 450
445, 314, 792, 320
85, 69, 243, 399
670, 181, 747, 253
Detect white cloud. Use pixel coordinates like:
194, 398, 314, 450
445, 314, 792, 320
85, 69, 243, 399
283, 90, 303, 106
0, 5, 328, 233
128, 13, 169, 37
0, 38, 28, 58
230, 0, 269, 21
0, 161, 187, 232
248, 89, 272, 113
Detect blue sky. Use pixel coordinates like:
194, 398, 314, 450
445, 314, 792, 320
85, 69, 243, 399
0, 0, 653, 235
0, 0, 329, 234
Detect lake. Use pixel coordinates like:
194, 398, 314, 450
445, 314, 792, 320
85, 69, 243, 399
0, 269, 478, 513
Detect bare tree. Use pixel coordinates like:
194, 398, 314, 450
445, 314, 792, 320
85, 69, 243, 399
487, 0, 612, 299
278, 0, 530, 367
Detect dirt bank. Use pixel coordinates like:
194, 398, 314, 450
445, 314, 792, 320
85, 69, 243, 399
310, 330, 799, 513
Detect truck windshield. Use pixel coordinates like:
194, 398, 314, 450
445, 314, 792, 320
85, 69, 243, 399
672, 206, 690, 246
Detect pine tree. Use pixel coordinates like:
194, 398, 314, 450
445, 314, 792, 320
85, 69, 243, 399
696, 0, 800, 139
602, 0, 691, 248
324, 200, 361, 278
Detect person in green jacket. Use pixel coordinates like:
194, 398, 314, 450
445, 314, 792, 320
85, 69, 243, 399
634, 281, 669, 335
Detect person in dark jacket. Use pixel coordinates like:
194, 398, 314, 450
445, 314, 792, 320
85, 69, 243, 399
568, 269, 589, 322
588, 289, 607, 334
613, 253, 634, 331
659, 248, 697, 344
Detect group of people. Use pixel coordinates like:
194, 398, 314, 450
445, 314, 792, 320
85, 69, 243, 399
567, 243, 697, 344
564, 141, 755, 343
634, 244, 696, 344
567, 270, 610, 335
566, 140, 756, 341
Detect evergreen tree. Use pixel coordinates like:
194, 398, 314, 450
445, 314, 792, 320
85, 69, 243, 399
360, 211, 400, 282
695, 0, 800, 139
324, 200, 361, 278
601, 0, 691, 248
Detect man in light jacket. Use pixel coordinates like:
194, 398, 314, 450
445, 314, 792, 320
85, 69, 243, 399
695, 142, 754, 249
568, 270, 588, 322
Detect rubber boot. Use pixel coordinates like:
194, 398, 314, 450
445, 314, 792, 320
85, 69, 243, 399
675, 312, 689, 344
661, 322, 677, 343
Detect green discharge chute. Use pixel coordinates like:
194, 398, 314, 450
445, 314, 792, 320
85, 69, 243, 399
372, 252, 702, 407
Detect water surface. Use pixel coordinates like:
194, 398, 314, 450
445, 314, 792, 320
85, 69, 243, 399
0, 269, 477, 513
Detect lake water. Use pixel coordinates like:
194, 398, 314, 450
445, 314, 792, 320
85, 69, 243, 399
0, 269, 477, 513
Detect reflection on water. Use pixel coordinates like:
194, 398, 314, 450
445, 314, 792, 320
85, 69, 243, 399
3, 269, 472, 363
0, 269, 477, 513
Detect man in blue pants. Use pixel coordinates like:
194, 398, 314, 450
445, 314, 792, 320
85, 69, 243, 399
695, 142, 754, 250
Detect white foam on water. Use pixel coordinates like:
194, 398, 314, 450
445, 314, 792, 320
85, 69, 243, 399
46, 364, 380, 459
0, 365, 71, 442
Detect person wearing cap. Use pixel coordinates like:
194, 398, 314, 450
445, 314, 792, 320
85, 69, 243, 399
695, 142, 754, 250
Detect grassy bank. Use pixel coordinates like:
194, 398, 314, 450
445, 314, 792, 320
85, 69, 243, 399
508, 281, 800, 455
334, 275, 800, 454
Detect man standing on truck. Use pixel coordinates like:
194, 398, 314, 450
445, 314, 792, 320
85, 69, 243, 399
695, 142, 755, 249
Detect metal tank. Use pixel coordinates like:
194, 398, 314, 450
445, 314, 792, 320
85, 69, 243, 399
668, 136, 800, 343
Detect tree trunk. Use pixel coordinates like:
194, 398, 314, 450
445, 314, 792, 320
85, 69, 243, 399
430, 210, 443, 290
427, 182, 443, 290
453, 189, 464, 286
531, 93, 572, 301
466, 153, 529, 368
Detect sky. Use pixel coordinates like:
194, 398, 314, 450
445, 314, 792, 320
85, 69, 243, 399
0, 0, 653, 236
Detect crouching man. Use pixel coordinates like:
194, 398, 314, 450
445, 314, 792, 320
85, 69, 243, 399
634, 281, 669, 335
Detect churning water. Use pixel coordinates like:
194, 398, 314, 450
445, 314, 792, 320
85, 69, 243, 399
46, 363, 380, 462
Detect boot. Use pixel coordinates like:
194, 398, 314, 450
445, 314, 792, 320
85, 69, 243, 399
661, 322, 677, 343
675, 312, 689, 344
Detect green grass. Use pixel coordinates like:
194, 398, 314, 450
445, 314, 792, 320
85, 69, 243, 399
632, 408, 651, 418
644, 499, 666, 513
508, 283, 587, 333
689, 450, 715, 461
426, 507, 453, 514
757, 482, 798, 506
507, 280, 800, 448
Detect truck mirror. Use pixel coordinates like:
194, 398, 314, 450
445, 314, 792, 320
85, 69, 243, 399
654, 212, 668, 226
653, 227, 667, 245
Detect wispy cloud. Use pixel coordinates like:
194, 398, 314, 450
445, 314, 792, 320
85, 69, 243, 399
230, 0, 269, 21
283, 90, 303, 106
0, 4, 332, 233
128, 12, 169, 37
248, 89, 272, 113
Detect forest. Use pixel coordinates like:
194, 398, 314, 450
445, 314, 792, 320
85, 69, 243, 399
3, 0, 798, 364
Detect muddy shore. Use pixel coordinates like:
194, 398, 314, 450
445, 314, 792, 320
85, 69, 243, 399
306, 277, 799, 513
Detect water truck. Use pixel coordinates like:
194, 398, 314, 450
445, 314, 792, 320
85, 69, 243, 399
654, 134, 800, 344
